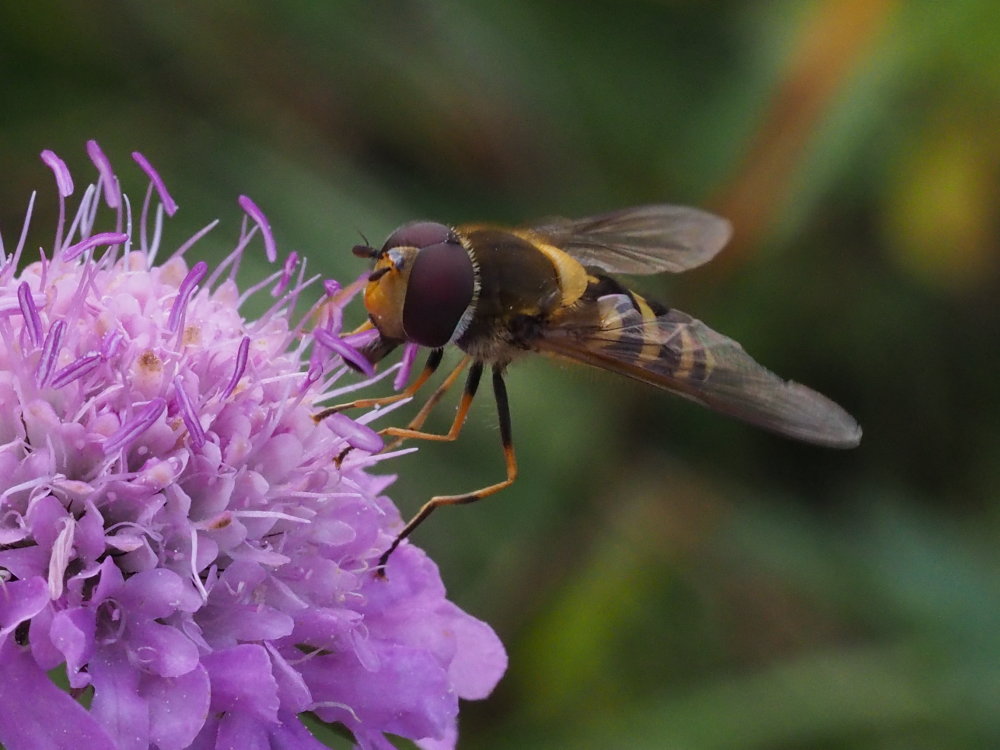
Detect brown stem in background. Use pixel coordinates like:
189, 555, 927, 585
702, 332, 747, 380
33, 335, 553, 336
712, 0, 899, 263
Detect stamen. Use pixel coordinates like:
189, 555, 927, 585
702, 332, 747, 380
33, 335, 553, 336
51, 352, 102, 389
101, 330, 124, 360
313, 328, 375, 377
35, 319, 66, 387
167, 261, 208, 333
173, 376, 206, 449
171, 220, 219, 263
394, 343, 420, 391
324, 279, 342, 296
323, 412, 384, 453
5, 191, 36, 273
274, 251, 298, 296
40, 150, 74, 198
86, 139, 121, 208
341, 328, 379, 348
18, 281, 43, 347
131, 151, 178, 216
48, 516, 75, 600
222, 336, 251, 399
103, 397, 167, 455
61, 231, 129, 261
40, 150, 69, 254
238, 195, 277, 262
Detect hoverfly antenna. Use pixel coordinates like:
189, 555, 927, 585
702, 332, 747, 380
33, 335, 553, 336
352, 244, 377, 259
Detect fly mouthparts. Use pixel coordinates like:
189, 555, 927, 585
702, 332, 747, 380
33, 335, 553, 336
350, 334, 399, 369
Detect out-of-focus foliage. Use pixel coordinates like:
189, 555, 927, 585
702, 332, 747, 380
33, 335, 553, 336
2, 1, 998, 748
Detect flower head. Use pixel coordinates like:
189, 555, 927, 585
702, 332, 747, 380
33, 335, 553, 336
0, 143, 505, 750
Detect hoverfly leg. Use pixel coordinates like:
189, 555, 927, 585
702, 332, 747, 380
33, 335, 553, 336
313, 349, 445, 423
381, 355, 472, 451
376, 365, 518, 577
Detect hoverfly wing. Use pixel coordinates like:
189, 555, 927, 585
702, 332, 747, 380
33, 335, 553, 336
524, 204, 732, 276
538, 294, 862, 448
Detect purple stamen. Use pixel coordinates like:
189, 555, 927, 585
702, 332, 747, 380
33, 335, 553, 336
103, 397, 167, 455
61, 231, 129, 261
40, 150, 74, 198
273, 251, 298, 296
324, 412, 384, 454
324, 279, 342, 296
18, 281, 43, 347
341, 328, 379, 348
8, 191, 37, 272
394, 343, 420, 391
35, 320, 66, 387
222, 336, 251, 399
173, 377, 206, 449
86, 140, 121, 209
314, 328, 375, 377
167, 261, 208, 333
238, 195, 277, 263
131, 151, 178, 217
51, 352, 102, 389
101, 330, 124, 360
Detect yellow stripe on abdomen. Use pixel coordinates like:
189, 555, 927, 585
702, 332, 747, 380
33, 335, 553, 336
632, 293, 662, 364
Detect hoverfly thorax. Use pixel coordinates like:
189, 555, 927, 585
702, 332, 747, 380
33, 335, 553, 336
361, 221, 477, 350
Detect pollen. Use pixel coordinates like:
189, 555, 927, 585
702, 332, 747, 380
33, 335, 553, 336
138, 349, 162, 371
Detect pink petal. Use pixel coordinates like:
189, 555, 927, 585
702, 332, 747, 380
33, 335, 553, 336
203, 644, 280, 723
146, 664, 211, 750
0, 640, 115, 750
0, 577, 49, 639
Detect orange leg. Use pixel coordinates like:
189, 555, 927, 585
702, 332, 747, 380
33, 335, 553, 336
313, 348, 444, 422
377, 365, 518, 575
379, 355, 476, 445
380, 355, 472, 451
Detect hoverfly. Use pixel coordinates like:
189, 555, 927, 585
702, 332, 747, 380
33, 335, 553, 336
323, 205, 861, 572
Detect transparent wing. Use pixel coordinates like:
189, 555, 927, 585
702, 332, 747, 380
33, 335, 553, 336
538, 294, 862, 448
524, 204, 732, 275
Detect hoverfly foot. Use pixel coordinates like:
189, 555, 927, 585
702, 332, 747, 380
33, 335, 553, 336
333, 445, 353, 468
313, 404, 349, 423
373, 537, 403, 579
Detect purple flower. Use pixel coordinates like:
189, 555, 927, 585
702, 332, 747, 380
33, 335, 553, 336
0, 144, 506, 750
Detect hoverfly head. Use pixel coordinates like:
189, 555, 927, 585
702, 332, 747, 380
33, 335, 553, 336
360, 221, 474, 348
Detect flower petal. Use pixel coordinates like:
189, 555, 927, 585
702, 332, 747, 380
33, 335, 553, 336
0, 639, 116, 750
203, 643, 280, 723
146, 663, 211, 750
127, 619, 200, 677
49, 607, 97, 688
119, 567, 201, 618
215, 712, 271, 750
0, 577, 49, 639
304, 644, 456, 744
437, 602, 507, 700
267, 710, 332, 750
86, 648, 149, 750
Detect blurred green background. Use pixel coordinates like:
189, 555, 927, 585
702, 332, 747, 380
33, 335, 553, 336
2, 1, 999, 748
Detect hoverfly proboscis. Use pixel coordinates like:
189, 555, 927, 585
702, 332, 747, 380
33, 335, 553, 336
317, 205, 862, 575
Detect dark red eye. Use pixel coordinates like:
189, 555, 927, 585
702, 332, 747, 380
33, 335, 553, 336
382, 221, 453, 252
402, 241, 475, 348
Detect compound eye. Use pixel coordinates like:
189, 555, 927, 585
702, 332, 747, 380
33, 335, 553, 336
402, 241, 475, 348
382, 221, 452, 252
